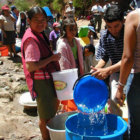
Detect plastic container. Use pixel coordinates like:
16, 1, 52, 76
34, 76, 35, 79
0, 46, 8, 56
73, 74, 108, 113
47, 111, 77, 140
52, 68, 78, 101
65, 113, 127, 140
19, 92, 37, 107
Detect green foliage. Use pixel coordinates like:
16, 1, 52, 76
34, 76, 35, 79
74, 0, 92, 8
52, 0, 65, 12
73, 0, 93, 16
14, 84, 29, 94
13, 0, 30, 11
73, 0, 83, 8
35, 0, 53, 7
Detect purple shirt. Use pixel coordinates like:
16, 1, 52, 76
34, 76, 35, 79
49, 30, 60, 50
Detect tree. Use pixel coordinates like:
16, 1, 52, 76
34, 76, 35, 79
52, 0, 65, 12
73, 0, 92, 16
13, 0, 31, 11
35, 0, 53, 7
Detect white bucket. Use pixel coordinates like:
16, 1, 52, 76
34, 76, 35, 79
46, 111, 77, 140
52, 68, 78, 101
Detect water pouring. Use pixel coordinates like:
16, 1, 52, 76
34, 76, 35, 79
65, 74, 127, 140
73, 74, 108, 113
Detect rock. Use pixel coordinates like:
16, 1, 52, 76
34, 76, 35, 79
0, 136, 4, 140
0, 91, 14, 101
4, 86, 10, 90
0, 72, 7, 76
15, 75, 25, 82
0, 61, 3, 65
13, 68, 19, 72
9, 78, 13, 82
8, 74, 13, 77
11, 82, 20, 89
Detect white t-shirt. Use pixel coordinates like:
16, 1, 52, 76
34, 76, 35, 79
91, 5, 103, 14
65, 6, 75, 18
103, 3, 111, 12
0, 14, 15, 31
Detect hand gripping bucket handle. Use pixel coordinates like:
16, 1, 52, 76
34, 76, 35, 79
73, 72, 92, 90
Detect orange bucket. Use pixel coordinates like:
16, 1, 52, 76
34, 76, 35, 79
0, 46, 9, 56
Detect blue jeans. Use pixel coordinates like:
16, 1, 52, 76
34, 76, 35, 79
125, 73, 140, 140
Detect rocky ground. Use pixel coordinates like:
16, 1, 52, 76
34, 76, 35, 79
0, 54, 42, 140
0, 19, 101, 140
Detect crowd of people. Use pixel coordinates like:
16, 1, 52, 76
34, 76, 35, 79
0, 0, 140, 140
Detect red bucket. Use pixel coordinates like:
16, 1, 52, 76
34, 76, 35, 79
0, 46, 9, 56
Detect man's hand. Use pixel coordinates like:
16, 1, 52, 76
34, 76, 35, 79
115, 88, 124, 106
90, 66, 109, 80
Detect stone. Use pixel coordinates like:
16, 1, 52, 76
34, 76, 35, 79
0, 72, 7, 75
0, 136, 4, 140
0, 61, 3, 65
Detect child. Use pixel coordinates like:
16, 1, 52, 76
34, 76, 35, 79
16, 12, 27, 39
83, 44, 95, 73
88, 19, 98, 39
49, 22, 60, 52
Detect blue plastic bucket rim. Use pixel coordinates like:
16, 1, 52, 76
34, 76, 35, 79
65, 113, 128, 138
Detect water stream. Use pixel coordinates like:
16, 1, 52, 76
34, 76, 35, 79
74, 109, 108, 136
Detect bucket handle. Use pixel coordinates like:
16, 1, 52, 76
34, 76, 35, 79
73, 72, 92, 90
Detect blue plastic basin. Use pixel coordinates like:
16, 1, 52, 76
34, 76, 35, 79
74, 75, 109, 113
65, 113, 127, 140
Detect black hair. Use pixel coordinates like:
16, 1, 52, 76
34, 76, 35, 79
61, 18, 77, 38
27, 7, 47, 20
20, 12, 27, 19
103, 4, 124, 22
57, 13, 61, 19
83, 44, 95, 58
11, 6, 16, 11
27, 7, 50, 45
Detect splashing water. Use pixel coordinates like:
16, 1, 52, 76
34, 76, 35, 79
74, 108, 108, 136
77, 103, 104, 114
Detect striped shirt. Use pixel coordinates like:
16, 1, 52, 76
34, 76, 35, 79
96, 26, 124, 65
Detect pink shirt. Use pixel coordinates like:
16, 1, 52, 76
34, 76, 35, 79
24, 38, 40, 62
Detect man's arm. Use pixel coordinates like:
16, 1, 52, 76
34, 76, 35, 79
115, 10, 137, 106
95, 59, 106, 68
91, 60, 121, 79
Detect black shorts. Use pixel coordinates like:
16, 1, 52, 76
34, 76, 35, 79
3, 31, 16, 45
